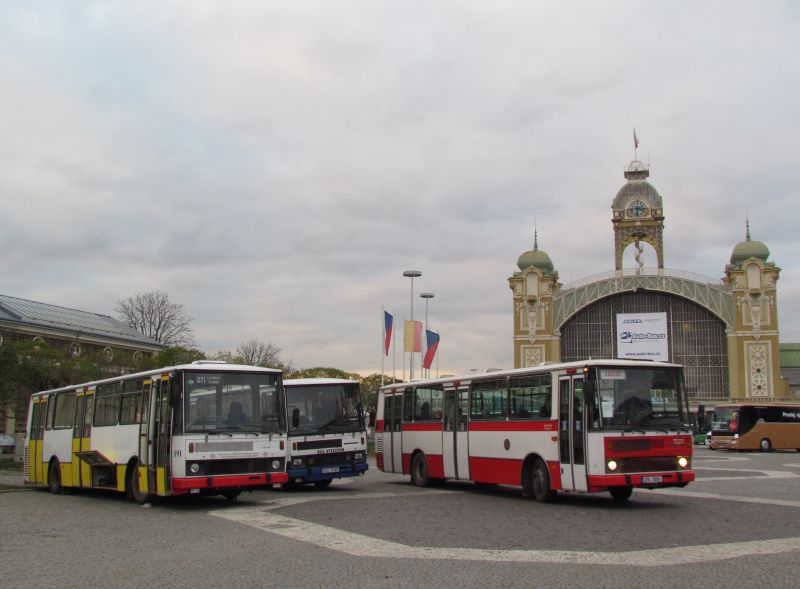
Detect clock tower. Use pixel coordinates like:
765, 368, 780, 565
611, 160, 665, 272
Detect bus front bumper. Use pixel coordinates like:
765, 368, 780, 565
287, 462, 368, 483
171, 472, 289, 495
587, 470, 695, 491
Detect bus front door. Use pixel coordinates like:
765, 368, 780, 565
137, 380, 153, 494
152, 376, 172, 496
442, 387, 470, 479
559, 376, 588, 492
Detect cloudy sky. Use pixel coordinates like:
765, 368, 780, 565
2, 2, 798, 377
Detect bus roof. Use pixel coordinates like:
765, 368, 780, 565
31, 361, 281, 397
379, 359, 683, 391
284, 378, 358, 386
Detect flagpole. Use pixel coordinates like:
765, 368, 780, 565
381, 307, 385, 388
392, 311, 396, 384
401, 316, 406, 383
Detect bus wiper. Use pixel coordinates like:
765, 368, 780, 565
319, 415, 355, 430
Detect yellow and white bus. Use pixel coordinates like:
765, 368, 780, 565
708, 403, 800, 452
24, 361, 288, 502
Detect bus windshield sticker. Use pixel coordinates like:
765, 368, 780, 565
600, 369, 626, 380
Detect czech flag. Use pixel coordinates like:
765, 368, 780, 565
383, 311, 393, 356
423, 330, 439, 369
404, 320, 423, 353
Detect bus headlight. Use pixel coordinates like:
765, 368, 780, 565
354, 452, 365, 462
292, 458, 304, 467
607, 460, 618, 472
677, 456, 689, 469
189, 463, 200, 474
272, 459, 282, 470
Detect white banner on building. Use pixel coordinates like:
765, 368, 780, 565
616, 312, 669, 361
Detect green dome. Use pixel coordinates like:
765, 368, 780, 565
517, 249, 554, 272
730, 223, 770, 265
730, 238, 770, 265
517, 231, 555, 272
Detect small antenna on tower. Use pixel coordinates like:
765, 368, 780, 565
745, 208, 751, 241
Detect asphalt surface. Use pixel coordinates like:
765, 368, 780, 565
2, 448, 800, 588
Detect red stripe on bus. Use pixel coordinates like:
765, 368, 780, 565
468, 420, 557, 432
171, 472, 288, 494
402, 423, 443, 432
376, 420, 385, 433
469, 456, 523, 486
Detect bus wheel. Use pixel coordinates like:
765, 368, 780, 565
48, 461, 62, 494
530, 459, 555, 503
128, 461, 150, 504
222, 490, 241, 501
609, 486, 634, 502
314, 480, 333, 489
759, 438, 773, 452
411, 453, 430, 487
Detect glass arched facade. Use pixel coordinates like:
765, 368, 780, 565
560, 290, 728, 400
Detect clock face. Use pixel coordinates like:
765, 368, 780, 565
627, 200, 648, 218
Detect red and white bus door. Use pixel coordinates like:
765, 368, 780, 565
442, 387, 470, 479
558, 376, 588, 492
391, 392, 404, 474
383, 393, 403, 474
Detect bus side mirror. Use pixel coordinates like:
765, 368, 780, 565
292, 408, 300, 429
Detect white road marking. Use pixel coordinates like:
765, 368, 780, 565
692, 466, 800, 482
210, 490, 800, 566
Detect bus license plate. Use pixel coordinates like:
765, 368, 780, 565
322, 467, 340, 474
642, 476, 663, 484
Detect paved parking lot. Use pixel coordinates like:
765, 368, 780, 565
3, 447, 800, 588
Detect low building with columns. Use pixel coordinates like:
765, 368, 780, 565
509, 159, 789, 409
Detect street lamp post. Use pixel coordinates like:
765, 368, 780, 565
403, 270, 422, 381
420, 292, 434, 377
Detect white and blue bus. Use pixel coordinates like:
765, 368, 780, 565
284, 378, 368, 488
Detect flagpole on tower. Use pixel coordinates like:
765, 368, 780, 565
633, 127, 639, 160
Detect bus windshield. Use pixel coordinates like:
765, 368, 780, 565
589, 366, 687, 431
183, 371, 284, 434
710, 407, 737, 434
287, 383, 363, 435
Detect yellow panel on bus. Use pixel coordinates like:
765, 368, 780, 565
137, 465, 149, 493
157, 467, 167, 496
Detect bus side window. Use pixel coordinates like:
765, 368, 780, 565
46, 395, 56, 430
402, 389, 414, 422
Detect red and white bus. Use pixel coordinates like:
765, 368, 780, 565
25, 361, 288, 502
376, 359, 695, 502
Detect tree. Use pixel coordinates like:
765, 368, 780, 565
236, 339, 284, 369
0, 340, 136, 425
116, 290, 195, 347
285, 367, 360, 381
359, 373, 403, 410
